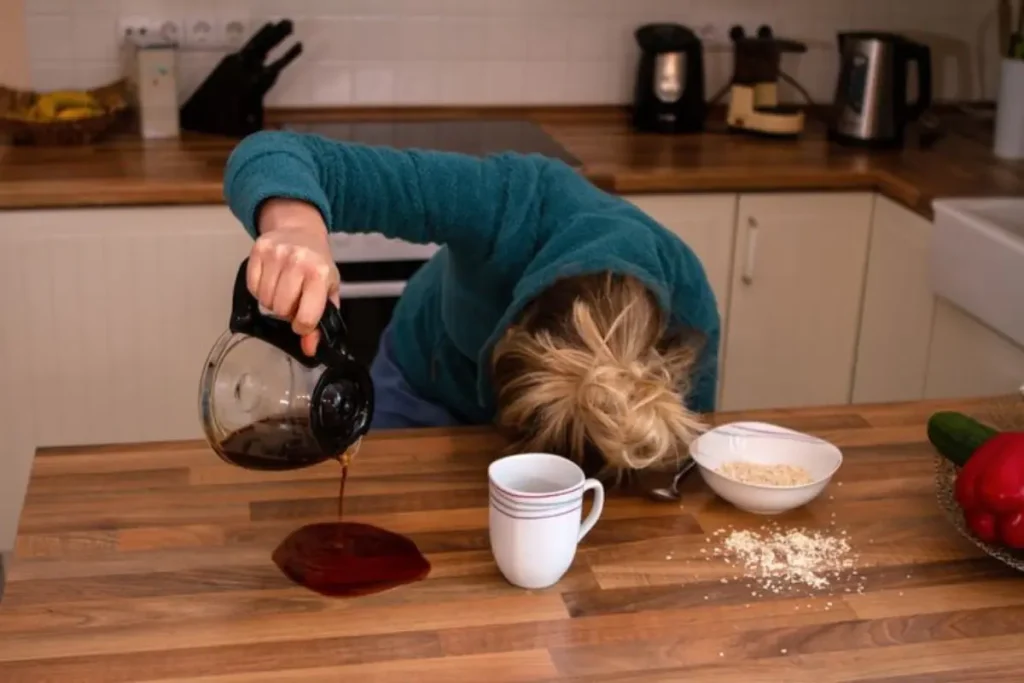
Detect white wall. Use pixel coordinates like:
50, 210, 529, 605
20, 0, 1006, 107
0, 0, 30, 89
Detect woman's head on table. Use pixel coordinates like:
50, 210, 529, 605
492, 271, 706, 483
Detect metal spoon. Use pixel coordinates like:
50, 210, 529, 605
646, 458, 699, 502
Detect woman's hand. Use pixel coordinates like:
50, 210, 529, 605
249, 198, 340, 357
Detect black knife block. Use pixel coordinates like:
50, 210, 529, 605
179, 20, 302, 138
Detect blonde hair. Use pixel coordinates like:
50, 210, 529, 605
491, 272, 707, 483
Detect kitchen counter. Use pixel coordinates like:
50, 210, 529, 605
1, 395, 1023, 682
1, 108, 1023, 217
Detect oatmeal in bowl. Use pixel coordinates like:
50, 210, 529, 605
689, 421, 843, 515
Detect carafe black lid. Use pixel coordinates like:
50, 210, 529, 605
635, 23, 700, 52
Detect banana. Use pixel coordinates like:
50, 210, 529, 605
29, 90, 102, 122
32, 96, 58, 120
55, 107, 97, 121
48, 90, 99, 108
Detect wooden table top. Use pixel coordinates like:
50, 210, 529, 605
2, 395, 1023, 682
1, 107, 1022, 217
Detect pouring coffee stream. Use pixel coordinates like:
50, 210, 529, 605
198, 258, 431, 597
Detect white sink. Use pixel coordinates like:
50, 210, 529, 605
931, 197, 1024, 348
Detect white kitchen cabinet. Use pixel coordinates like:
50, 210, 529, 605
0, 206, 252, 449
924, 298, 1024, 399
719, 192, 875, 411
624, 194, 738, 321
0, 315, 36, 561
0, 205, 250, 555
625, 194, 738, 404
852, 196, 937, 403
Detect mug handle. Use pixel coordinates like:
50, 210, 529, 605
577, 479, 605, 542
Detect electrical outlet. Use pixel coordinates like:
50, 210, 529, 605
183, 15, 221, 49
117, 16, 161, 45
118, 17, 183, 46
695, 23, 741, 52
222, 15, 250, 50
698, 24, 728, 43
157, 19, 183, 45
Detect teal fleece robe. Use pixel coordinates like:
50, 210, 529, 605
222, 131, 720, 425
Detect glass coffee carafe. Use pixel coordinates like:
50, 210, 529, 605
198, 258, 374, 470
196, 259, 432, 599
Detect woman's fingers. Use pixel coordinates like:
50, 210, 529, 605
247, 229, 337, 358
256, 245, 287, 309
272, 266, 305, 320
293, 272, 328, 338
246, 255, 263, 298
327, 275, 341, 308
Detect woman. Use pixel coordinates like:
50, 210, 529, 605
223, 130, 720, 483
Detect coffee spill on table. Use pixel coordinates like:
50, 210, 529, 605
269, 436, 431, 597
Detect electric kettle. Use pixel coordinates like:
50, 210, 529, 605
198, 258, 374, 471
830, 31, 933, 148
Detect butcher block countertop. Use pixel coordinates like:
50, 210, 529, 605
2, 395, 1024, 682
1, 107, 1023, 217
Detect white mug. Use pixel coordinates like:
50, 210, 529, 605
487, 452, 605, 589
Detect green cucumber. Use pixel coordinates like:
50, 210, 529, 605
927, 411, 999, 467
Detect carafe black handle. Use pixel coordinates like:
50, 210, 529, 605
903, 40, 932, 123
229, 257, 350, 369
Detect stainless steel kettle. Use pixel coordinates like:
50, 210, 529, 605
829, 31, 933, 148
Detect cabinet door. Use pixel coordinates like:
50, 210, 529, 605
925, 299, 1024, 399
720, 193, 874, 411
0, 269, 36, 552
625, 194, 738, 404
852, 196, 936, 403
0, 206, 252, 447
624, 194, 738, 322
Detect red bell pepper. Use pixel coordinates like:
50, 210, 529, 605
954, 432, 1024, 549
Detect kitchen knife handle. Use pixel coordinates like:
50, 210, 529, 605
239, 19, 294, 64
266, 42, 303, 76
256, 42, 303, 96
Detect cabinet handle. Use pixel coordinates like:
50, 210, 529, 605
741, 216, 759, 285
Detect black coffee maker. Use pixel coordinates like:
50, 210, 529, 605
631, 23, 706, 134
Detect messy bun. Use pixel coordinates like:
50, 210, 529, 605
491, 273, 707, 482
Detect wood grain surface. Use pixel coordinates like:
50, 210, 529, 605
1, 395, 1023, 682
1, 106, 1022, 216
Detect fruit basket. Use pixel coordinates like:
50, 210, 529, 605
0, 79, 130, 146
935, 455, 1024, 572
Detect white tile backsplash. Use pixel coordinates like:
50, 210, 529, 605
19, 0, 1004, 105
305, 62, 349, 106
27, 0, 71, 15
26, 14, 74, 62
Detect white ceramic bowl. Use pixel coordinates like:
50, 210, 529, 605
689, 421, 843, 515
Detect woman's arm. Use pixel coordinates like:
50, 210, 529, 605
223, 130, 553, 259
